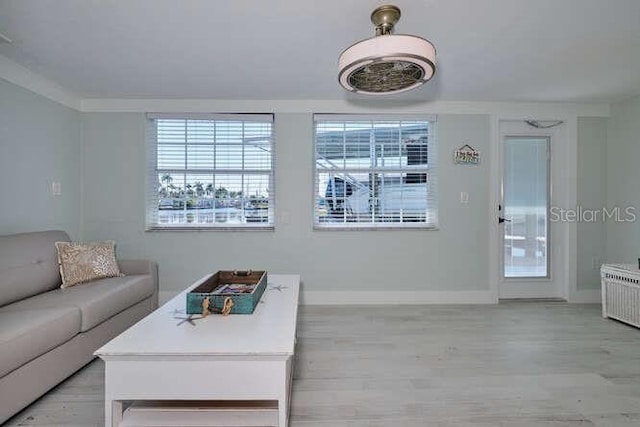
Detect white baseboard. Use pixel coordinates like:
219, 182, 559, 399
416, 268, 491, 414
568, 289, 602, 303
161, 289, 496, 306
301, 290, 496, 305
162, 289, 601, 305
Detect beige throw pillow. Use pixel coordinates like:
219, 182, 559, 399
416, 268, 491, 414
55, 240, 124, 288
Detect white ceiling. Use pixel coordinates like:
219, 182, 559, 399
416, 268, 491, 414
1, 0, 639, 103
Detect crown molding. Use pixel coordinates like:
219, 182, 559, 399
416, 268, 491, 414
0, 54, 611, 117
80, 98, 610, 117
0, 54, 81, 110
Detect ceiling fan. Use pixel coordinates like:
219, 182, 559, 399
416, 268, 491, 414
338, 5, 436, 95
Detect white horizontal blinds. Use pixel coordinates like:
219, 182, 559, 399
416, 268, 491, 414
314, 116, 437, 228
146, 118, 160, 228
149, 114, 274, 229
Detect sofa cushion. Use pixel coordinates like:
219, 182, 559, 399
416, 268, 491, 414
55, 240, 123, 288
0, 307, 81, 377
0, 275, 154, 332
0, 230, 69, 307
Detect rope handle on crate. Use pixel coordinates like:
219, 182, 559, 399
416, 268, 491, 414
201, 296, 234, 318
233, 269, 252, 277
221, 297, 234, 316
202, 297, 211, 317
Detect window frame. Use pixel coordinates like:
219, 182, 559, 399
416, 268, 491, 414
312, 114, 438, 230
146, 113, 275, 231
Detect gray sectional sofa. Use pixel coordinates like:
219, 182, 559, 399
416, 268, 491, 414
0, 230, 158, 423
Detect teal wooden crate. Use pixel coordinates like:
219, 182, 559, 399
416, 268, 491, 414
186, 270, 267, 315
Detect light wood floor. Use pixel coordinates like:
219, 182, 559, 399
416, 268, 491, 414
5, 302, 640, 426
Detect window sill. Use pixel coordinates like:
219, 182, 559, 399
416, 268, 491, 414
146, 225, 275, 232
313, 223, 438, 231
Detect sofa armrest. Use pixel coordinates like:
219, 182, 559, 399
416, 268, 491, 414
117, 260, 159, 308
118, 260, 157, 276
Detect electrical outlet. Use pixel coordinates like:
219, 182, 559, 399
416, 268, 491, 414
51, 181, 61, 196
460, 191, 469, 203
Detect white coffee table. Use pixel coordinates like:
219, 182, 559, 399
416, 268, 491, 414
95, 274, 300, 427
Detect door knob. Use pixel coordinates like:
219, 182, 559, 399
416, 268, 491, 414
498, 217, 511, 223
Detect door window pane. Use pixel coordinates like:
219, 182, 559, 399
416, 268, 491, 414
503, 137, 549, 278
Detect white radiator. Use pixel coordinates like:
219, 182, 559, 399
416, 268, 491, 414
601, 264, 640, 328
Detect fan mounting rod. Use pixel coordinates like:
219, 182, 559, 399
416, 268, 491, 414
372, 5, 401, 36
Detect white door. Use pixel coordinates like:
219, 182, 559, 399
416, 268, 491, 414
498, 120, 566, 299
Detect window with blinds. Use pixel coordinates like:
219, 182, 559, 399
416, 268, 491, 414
146, 113, 274, 230
314, 115, 437, 229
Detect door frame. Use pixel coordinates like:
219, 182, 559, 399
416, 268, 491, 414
489, 116, 577, 301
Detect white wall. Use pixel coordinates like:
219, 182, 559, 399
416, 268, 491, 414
0, 79, 82, 236
605, 95, 640, 264
576, 117, 607, 289
0, 63, 615, 303
81, 112, 492, 300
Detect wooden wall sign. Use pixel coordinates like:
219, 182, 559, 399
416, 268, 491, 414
454, 144, 480, 165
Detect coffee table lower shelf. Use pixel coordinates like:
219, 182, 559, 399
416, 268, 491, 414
104, 355, 294, 427
118, 400, 278, 427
